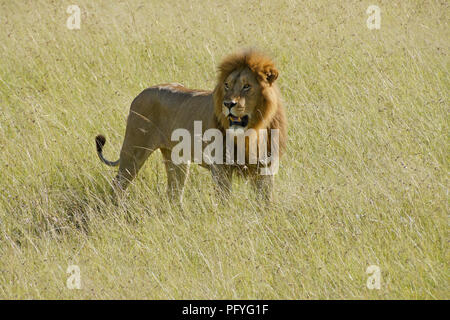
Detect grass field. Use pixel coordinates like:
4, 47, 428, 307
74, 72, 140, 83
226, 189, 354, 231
0, 0, 448, 299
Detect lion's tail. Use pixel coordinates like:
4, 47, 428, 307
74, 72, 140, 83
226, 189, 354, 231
95, 135, 120, 167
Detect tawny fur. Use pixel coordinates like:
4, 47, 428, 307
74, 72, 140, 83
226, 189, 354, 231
95, 50, 287, 204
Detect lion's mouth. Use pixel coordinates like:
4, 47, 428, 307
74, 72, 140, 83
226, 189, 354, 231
228, 114, 249, 128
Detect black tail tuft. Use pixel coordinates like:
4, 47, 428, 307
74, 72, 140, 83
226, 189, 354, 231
95, 134, 120, 166
95, 134, 106, 153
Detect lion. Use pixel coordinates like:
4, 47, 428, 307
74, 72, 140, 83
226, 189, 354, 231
95, 50, 287, 204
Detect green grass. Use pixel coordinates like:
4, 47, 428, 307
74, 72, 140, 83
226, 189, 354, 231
0, 0, 448, 299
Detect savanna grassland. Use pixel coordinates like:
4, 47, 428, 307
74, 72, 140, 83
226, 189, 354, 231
0, 0, 448, 299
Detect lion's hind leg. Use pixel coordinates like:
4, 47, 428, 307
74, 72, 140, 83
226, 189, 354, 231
112, 145, 154, 201
161, 149, 190, 205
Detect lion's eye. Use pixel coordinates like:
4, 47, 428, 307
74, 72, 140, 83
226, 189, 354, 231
243, 84, 251, 90
224, 83, 229, 90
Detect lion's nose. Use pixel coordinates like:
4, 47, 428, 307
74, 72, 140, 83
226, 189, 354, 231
223, 101, 237, 109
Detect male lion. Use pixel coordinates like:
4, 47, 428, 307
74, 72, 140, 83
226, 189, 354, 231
95, 50, 287, 204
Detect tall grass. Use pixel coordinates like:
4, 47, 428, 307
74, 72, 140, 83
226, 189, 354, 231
0, 0, 448, 298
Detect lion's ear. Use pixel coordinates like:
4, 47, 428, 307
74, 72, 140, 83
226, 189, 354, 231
265, 68, 278, 85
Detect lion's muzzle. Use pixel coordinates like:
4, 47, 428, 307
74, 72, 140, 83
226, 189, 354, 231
228, 114, 249, 128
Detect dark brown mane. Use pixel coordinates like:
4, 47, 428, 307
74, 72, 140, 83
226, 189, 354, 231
216, 49, 279, 85
213, 50, 287, 155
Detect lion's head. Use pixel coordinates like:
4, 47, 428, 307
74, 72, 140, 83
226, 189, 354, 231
213, 50, 282, 133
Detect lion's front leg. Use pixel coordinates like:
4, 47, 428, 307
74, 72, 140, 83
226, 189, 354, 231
210, 165, 233, 203
251, 174, 274, 203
